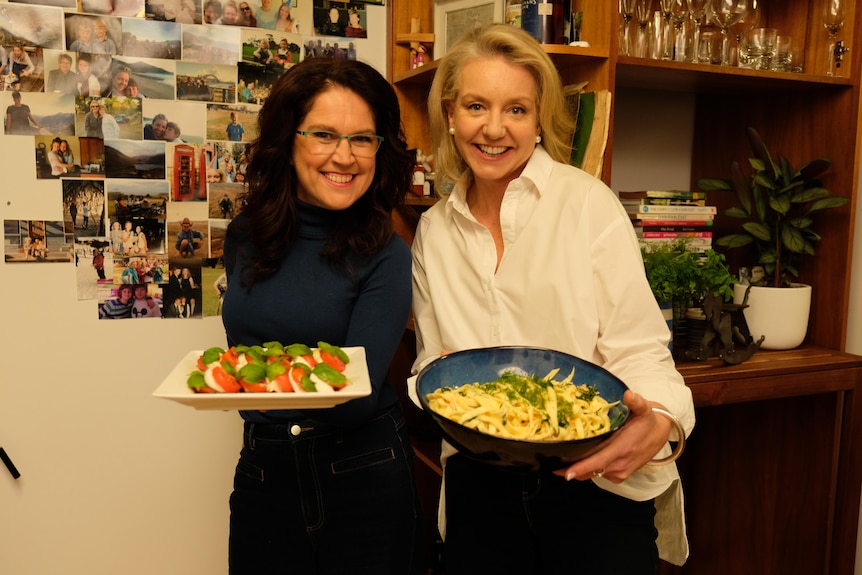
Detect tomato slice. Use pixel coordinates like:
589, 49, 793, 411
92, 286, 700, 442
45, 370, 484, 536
221, 348, 240, 368
240, 379, 269, 393
272, 373, 293, 392
319, 350, 346, 372
211, 365, 241, 393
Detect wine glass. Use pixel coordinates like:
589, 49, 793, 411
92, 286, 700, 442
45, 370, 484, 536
634, 0, 654, 58
670, 0, 690, 61
707, 0, 749, 65
658, 0, 675, 59
686, 0, 708, 64
620, 0, 638, 55
823, 0, 846, 75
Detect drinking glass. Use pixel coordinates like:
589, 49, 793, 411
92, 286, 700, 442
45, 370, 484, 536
730, 0, 760, 65
634, 0, 654, 58
686, 0, 708, 63
770, 35, 793, 71
823, 0, 846, 75
707, 0, 749, 66
620, 0, 638, 55
670, 0, 690, 61
742, 27, 777, 69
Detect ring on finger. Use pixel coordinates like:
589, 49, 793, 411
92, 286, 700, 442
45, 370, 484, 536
592, 467, 605, 478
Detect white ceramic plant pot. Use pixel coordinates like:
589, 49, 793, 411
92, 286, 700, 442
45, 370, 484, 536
732, 283, 812, 350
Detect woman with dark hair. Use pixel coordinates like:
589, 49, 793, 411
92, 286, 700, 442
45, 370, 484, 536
220, 57, 422, 574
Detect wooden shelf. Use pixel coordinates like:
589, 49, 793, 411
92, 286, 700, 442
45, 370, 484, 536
393, 45, 609, 86
405, 195, 439, 207
616, 56, 854, 93
677, 345, 862, 404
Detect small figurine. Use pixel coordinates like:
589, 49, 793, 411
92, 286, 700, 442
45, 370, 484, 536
411, 43, 427, 69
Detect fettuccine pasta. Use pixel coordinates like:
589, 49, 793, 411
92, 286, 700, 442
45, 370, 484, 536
425, 368, 619, 441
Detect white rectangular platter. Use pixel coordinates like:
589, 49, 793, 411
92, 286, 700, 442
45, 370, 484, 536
153, 346, 371, 410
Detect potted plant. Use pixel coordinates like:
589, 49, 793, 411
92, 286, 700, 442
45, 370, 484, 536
641, 239, 737, 354
696, 127, 850, 349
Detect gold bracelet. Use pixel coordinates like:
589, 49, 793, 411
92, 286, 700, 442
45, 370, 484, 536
648, 406, 686, 466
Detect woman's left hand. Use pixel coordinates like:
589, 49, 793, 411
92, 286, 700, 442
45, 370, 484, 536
554, 390, 672, 483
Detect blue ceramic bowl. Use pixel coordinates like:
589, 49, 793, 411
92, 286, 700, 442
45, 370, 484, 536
416, 346, 630, 471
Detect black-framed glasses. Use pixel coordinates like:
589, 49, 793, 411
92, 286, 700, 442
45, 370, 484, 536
295, 130, 383, 157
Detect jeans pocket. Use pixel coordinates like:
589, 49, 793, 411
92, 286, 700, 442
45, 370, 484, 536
330, 447, 395, 475
235, 454, 265, 483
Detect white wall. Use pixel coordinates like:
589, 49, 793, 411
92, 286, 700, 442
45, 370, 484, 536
610, 88, 695, 194
0, 256, 240, 574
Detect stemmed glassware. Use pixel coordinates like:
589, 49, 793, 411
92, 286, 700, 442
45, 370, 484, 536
658, 0, 676, 59
670, 0, 690, 61
707, 0, 750, 65
634, 0, 654, 58
686, 0, 708, 64
823, 0, 846, 75
620, 0, 638, 55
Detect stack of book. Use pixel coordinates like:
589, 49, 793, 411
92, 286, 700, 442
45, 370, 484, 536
619, 190, 716, 254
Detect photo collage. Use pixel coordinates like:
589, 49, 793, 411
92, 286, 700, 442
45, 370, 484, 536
1, 0, 383, 320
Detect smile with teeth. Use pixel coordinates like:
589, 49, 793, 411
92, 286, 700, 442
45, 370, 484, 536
324, 172, 355, 184
477, 144, 508, 156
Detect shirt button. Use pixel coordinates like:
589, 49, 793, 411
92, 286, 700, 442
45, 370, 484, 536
290, 424, 302, 436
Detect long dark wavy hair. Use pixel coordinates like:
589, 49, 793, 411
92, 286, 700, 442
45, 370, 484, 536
230, 57, 412, 289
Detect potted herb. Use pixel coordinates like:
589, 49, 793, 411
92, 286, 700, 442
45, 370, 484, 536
696, 127, 850, 349
641, 240, 737, 354
641, 240, 736, 307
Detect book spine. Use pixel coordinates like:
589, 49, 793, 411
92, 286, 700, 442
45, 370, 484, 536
640, 231, 713, 238
618, 190, 708, 199
640, 226, 712, 232
634, 221, 713, 228
632, 213, 715, 222
620, 198, 707, 206
639, 237, 713, 247
627, 205, 717, 214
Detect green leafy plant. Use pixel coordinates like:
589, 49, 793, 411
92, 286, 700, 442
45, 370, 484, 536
641, 240, 736, 305
697, 127, 849, 288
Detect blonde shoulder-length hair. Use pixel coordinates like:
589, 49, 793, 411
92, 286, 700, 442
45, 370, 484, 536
428, 23, 576, 185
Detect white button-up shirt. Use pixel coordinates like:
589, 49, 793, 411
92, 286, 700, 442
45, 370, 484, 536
411, 146, 695, 565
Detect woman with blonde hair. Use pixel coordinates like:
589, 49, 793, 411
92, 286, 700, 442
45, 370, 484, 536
412, 24, 695, 574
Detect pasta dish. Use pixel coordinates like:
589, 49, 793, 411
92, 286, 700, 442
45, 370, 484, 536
425, 368, 619, 442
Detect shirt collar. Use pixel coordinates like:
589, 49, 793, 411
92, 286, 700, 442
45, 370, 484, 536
444, 145, 552, 218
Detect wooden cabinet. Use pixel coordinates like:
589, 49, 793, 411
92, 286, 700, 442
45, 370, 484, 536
387, 1, 861, 573
668, 346, 862, 574
388, 0, 860, 351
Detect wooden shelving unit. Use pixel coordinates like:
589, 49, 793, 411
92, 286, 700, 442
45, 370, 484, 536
387, 1, 862, 573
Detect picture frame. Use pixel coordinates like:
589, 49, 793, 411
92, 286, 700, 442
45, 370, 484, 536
433, 0, 504, 59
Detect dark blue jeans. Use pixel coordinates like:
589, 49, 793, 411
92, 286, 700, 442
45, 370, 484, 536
443, 454, 659, 575
229, 404, 423, 575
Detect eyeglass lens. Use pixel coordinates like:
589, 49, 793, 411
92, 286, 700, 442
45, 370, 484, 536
298, 130, 381, 157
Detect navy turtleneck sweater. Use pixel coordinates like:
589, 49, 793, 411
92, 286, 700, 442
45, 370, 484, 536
221, 200, 412, 427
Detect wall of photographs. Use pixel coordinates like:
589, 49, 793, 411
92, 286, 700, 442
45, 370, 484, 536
0, 0, 386, 320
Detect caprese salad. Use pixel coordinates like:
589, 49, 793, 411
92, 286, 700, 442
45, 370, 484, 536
187, 341, 351, 393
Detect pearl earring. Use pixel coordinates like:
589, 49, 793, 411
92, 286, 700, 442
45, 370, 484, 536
535, 135, 542, 144
448, 127, 455, 135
